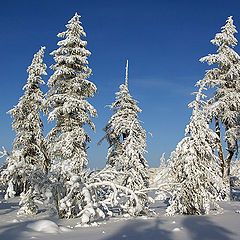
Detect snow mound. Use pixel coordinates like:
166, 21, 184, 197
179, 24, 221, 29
27, 220, 59, 233
12, 219, 20, 223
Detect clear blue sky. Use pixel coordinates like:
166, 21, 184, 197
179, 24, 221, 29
1, 0, 240, 169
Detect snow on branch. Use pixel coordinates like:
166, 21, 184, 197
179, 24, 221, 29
0, 146, 9, 158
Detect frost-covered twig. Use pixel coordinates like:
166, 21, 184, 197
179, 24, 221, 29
87, 181, 142, 213
0, 146, 9, 158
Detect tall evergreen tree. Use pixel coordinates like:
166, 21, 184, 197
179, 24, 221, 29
1, 46, 47, 214
46, 13, 97, 174
166, 84, 221, 215
198, 16, 240, 198
9, 46, 48, 171
45, 13, 97, 218
101, 61, 149, 191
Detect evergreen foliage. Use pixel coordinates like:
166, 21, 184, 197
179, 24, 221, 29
166, 84, 221, 215
1, 46, 47, 214
9, 46, 47, 171
47, 166, 145, 221
45, 13, 97, 173
198, 16, 240, 198
2, 13, 240, 221
101, 61, 149, 191
45, 13, 99, 219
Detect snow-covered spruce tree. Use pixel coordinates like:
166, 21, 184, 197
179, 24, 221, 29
166, 84, 221, 215
46, 12, 97, 173
198, 16, 240, 199
101, 61, 149, 191
45, 13, 97, 218
1, 47, 48, 214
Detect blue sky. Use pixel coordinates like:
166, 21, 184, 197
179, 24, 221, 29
1, 0, 240, 169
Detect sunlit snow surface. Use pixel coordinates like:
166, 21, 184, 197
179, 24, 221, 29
1, 193, 240, 240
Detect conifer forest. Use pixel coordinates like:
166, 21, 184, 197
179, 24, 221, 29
1, 11, 240, 240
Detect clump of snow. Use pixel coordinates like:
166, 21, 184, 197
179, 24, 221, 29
27, 220, 59, 233
74, 224, 82, 228
154, 191, 167, 201
59, 226, 72, 232
45, 189, 52, 198
75, 223, 89, 228
12, 219, 20, 223
91, 222, 99, 227
172, 227, 183, 232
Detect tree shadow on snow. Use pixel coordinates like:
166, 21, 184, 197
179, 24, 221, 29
0, 216, 58, 240
0, 219, 35, 240
102, 218, 173, 240
182, 216, 236, 240
0, 201, 19, 215
231, 187, 240, 201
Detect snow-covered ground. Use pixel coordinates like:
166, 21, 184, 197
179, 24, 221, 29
1, 193, 240, 240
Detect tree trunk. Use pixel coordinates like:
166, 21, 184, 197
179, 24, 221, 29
215, 118, 231, 200
215, 118, 225, 176
225, 150, 234, 176
224, 136, 234, 200
122, 133, 128, 141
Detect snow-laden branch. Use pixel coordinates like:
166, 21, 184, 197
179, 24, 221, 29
0, 146, 9, 158
86, 181, 142, 213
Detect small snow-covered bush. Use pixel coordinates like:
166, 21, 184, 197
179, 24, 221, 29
148, 154, 170, 188
0, 149, 51, 215
46, 165, 150, 223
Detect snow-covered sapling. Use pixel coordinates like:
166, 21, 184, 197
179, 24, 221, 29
166, 84, 222, 215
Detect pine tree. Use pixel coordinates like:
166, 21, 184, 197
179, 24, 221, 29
46, 13, 97, 174
9, 46, 48, 171
2, 46, 47, 214
198, 16, 240, 198
101, 61, 149, 191
166, 84, 221, 215
45, 13, 97, 218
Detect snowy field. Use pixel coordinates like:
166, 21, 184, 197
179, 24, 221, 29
1, 193, 240, 240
